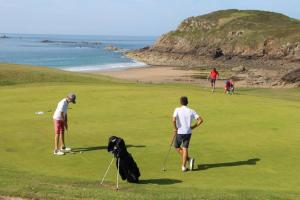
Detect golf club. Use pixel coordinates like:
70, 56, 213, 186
161, 145, 172, 171
65, 129, 75, 154
161, 132, 176, 171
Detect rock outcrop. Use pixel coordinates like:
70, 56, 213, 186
128, 10, 300, 63
126, 9, 300, 87
105, 45, 119, 51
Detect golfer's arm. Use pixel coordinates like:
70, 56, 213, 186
61, 112, 68, 124
172, 117, 177, 130
60, 112, 65, 122
191, 116, 204, 129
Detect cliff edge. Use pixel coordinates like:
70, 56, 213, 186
126, 10, 300, 87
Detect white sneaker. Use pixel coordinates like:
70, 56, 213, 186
54, 149, 64, 156
189, 158, 195, 171
181, 166, 188, 172
61, 147, 71, 152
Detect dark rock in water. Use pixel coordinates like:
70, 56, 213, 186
105, 45, 119, 51
0, 35, 10, 39
141, 46, 150, 50
104, 45, 129, 53
40, 40, 102, 48
41, 40, 54, 43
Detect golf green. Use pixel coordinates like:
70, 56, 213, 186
0, 64, 299, 200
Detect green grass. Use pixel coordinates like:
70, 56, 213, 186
168, 9, 300, 48
0, 63, 119, 86
0, 64, 300, 199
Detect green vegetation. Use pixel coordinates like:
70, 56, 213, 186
0, 63, 118, 86
168, 9, 300, 47
0, 64, 300, 199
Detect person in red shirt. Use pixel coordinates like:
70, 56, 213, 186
208, 68, 219, 92
224, 79, 234, 94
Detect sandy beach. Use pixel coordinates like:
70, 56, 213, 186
96, 65, 226, 88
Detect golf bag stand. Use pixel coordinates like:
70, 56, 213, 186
107, 136, 141, 183
100, 157, 120, 190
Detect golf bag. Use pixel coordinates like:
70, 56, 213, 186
107, 136, 140, 183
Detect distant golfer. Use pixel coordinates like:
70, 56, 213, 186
172, 96, 203, 171
52, 93, 76, 156
208, 68, 219, 92
224, 79, 234, 94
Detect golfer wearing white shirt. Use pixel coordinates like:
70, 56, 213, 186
52, 93, 76, 156
173, 96, 203, 171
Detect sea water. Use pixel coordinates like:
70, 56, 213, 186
0, 34, 156, 71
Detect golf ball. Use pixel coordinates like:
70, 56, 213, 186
80, 151, 82, 154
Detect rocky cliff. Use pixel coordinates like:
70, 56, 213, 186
126, 9, 300, 87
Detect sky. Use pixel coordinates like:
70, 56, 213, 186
0, 0, 299, 36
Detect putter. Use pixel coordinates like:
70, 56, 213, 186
161, 132, 176, 171
161, 145, 172, 171
66, 129, 73, 153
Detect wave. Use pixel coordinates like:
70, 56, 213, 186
61, 61, 148, 72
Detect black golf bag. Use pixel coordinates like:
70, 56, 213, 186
107, 136, 140, 183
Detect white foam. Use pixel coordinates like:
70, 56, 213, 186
61, 60, 148, 72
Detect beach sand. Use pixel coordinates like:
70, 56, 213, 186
96, 65, 225, 88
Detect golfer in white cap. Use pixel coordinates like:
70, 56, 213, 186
52, 93, 76, 155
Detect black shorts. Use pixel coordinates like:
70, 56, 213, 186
210, 78, 216, 84
174, 134, 192, 149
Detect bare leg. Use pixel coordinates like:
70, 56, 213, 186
60, 132, 65, 149
176, 147, 190, 168
55, 134, 59, 151
182, 148, 189, 167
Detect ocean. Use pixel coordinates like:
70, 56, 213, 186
0, 34, 156, 71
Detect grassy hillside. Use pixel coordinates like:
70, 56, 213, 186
0, 63, 117, 86
147, 9, 300, 60
0, 65, 300, 200
171, 9, 300, 43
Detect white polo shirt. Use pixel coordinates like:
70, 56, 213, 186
53, 98, 68, 120
173, 106, 200, 135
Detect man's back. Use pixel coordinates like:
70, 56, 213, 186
173, 106, 199, 135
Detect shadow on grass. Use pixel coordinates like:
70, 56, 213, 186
71, 144, 146, 153
195, 158, 260, 171
139, 178, 182, 185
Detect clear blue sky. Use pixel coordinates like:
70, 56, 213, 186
1, 0, 299, 36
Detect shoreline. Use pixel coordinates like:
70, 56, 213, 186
93, 65, 226, 87
92, 65, 298, 88
1, 61, 297, 88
